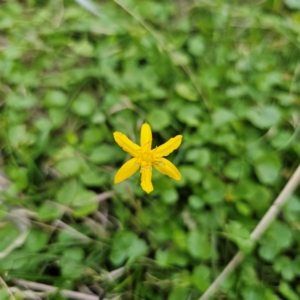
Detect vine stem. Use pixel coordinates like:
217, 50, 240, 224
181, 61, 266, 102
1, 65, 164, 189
199, 164, 300, 300
12, 279, 98, 300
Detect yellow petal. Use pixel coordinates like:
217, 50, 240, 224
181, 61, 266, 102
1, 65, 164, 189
114, 132, 141, 157
114, 158, 139, 184
153, 135, 182, 157
154, 158, 181, 180
140, 123, 152, 151
140, 167, 154, 193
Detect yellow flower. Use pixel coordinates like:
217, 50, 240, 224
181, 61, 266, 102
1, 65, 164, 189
113, 123, 182, 193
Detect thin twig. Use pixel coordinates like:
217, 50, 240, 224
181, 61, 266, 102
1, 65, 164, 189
96, 191, 115, 202
52, 219, 92, 242
0, 276, 16, 300
106, 267, 126, 281
12, 279, 99, 300
0, 230, 29, 259
74, 0, 101, 17
199, 164, 300, 300
10, 287, 44, 300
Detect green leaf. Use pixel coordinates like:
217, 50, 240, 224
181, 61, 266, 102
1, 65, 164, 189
89, 145, 122, 164
235, 202, 251, 216
71, 189, 97, 207
72, 202, 98, 217
185, 148, 210, 167
188, 35, 205, 56
155, 249, 169, 265
177, 104, 202, 126
274, 256, 296, 281
246, 106, 281, 129
179, 165, 202, 184
63, 248, 84, 261
283, 195, 300, 222
171, 51, 190, 65
187, 230, 211, 259
61, 249, 84, 279
259, 240, 279, 261
37, 201, 64, 221
279, 281, 298, 300
192, 265, 211, 292
212, 108, 236, 128
25, 229, 48, 252
44, 90, 68, 107
7, 93, 37, 110
275, 92, 295, 106
284, 0, 300, 9
272, 221, 293, 249
0, 252, 28, 270
56, 157, 85, 176
172, 230, 187, 250
203, 190, 224, 204
175, 82, 198, 101
224, 159, 249, 180
34, 118, 53, 132
0, 289, 11, 300
162, 189, 179, 204
242, 287, 265, 300
225, 221, 254, 253
247, 186, 272, 211
0, 223, 20, 252
254, 154, 281, 185
80, 170, 106, 187
70, 40, 94, 56
168, 286, 189, 300
92, 111, 106, 124
56, 180, 79, 205
8, 125, 35, 148
127, 237, 148, 258
48, 108, 66, 128
71, 93, 96, 117
148, 109, 171, 131
270, 130, 292, 149
188, 195, 204, 210
110, 232, 148, 266
5, 166, 28, 191
83, 127, 106, 145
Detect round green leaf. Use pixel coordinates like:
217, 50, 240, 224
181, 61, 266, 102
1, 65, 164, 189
89, 145, 122, 164
188, 35, 205, 57
186, 148, 210, 167
284, 0, 300, 9
192, 265, 211, 292
246, 106, 281, 129
175, 82, 198, 101
44, 90, 68, 107
179, 165, 202, 184
188, 195, 204, 209
177, 104, 202, 126
148, 109, 171, 131
162, 189, 178, 204
71, 93, 96, 117
212, 108, 236, 128
254, 154, 281, 185
25, 229, 48, 252
187, 230, 211, 259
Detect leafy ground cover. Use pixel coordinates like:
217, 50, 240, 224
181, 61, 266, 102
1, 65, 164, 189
0, 0, 300, 299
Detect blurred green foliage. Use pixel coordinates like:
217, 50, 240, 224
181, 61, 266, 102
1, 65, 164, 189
0, 0, 300, 299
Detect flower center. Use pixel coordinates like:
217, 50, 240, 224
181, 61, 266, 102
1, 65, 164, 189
141, 151, 153, 162
135, 150, 156, 169
135, 149, 164, 171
